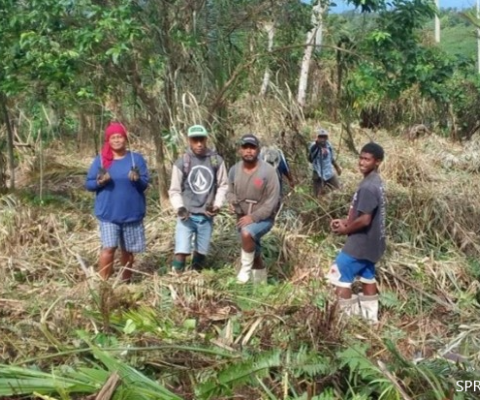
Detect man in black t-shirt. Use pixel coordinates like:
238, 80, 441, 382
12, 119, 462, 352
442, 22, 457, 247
328, 142, 386, 324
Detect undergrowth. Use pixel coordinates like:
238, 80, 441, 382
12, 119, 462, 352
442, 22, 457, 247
1, 125, 480, 399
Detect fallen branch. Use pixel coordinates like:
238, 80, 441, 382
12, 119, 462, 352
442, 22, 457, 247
95, 372, 121, 400
377, 360, 413, 400
383, 269, 460, 313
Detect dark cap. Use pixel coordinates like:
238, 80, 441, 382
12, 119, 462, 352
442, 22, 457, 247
239, 134, 260, 147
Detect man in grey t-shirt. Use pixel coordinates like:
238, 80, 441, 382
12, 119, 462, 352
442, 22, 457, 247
227, 134, 280, 284
328, 142, 386, 324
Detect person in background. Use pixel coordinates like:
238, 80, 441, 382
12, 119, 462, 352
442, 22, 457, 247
86, 122, 149, 282
308, 128, 342, 197
260, 145, 295, 194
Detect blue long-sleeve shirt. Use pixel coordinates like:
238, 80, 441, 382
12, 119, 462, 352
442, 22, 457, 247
308, 141, 335, 181
85, 152, 149, 223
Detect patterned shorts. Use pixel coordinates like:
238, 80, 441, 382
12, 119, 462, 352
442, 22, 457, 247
99, 220, 146, 253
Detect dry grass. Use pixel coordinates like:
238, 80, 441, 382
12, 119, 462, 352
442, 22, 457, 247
1, 116, 480, 398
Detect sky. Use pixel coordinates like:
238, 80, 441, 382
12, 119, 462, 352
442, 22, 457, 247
331, 0, 476, 13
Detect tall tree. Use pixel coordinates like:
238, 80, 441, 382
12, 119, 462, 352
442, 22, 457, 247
297, 0, 328, 108
297, 0, 389, 110
259, 20, 276, 96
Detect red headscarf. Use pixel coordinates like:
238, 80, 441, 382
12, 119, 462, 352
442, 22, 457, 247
101, 122, 127, 169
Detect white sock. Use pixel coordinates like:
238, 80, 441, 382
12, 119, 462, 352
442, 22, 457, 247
359, 294, 379, 324
338, 294, 360, 317
237, 250, 254, 283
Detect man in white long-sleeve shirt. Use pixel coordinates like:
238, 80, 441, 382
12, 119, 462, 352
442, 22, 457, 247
168, 125, 228, 273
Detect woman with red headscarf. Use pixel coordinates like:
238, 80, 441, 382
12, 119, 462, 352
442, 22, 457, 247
86, 122, 149, 281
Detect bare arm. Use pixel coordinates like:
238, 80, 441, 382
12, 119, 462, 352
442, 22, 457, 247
332, 213, 372, 235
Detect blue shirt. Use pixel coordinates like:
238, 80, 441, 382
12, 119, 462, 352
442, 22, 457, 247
309, 141, 335, 180
277, 152, 290, 193
85, 152, 149, 223
259, 147, 291, 195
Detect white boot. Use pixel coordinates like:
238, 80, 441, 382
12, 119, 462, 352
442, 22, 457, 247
237, 250, 254, 283
252, 268, 267, 284
359, 293, 379, 324
338, 295, 361, 317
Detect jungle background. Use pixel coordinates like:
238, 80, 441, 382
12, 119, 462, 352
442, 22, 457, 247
2, 0, 480, 399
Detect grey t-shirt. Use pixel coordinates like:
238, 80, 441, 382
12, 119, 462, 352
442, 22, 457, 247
226, 160, 280, 222
168, 149, 229, 214
342, 171, 386, 263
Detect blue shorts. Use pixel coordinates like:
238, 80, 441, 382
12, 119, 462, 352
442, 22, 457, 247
175, 214, 213, 255
99, 220, 146, 253
240, 218, 274, 255
327, 251, 376, 288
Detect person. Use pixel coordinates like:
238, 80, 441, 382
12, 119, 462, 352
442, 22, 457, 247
327, 142, 386, 324
168, 124, 228, 273
260, 145, 295, 217
260, 145, 295, 193
308, 128, 342, 197
86, 122, 150, 282
227, 134, 280, 284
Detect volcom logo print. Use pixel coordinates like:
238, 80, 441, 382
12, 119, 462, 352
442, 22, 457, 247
188, 165, 214, 194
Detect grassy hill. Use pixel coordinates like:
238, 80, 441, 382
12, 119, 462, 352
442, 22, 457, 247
431, 9, 477, 60
336, 7, 479, 63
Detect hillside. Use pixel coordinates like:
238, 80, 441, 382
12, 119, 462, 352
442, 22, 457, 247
432, 8, 477, 60
336, 6, 478, 62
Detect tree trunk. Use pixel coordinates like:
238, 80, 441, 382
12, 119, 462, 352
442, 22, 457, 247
207, 102, 236, 168
0, 92, 15, 190
152, 0, 177, 207
0, 149, 5, 193
335, 36, 351, 122
143, 91, 170, 208
152, 120, 170, 207
130, 70, 170, 207
477, 0, 480, 74
259, 22, 275, 97
77, 111, 89, 147
342, 121, 358, 155
297, 1, 326, 108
